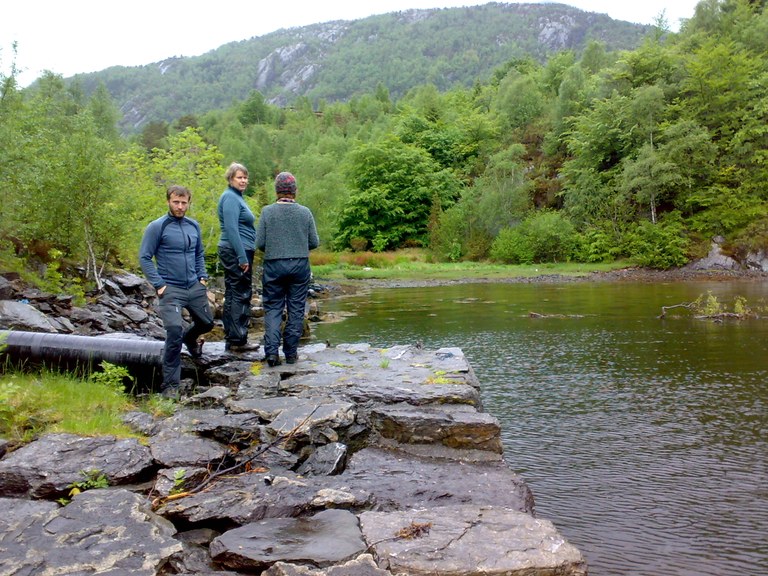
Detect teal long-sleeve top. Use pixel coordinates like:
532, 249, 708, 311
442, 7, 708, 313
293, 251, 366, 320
217, 186, 256, 265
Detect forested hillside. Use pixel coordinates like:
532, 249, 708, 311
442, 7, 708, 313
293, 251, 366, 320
1, 0, 766, 296
61, 2, 651, 134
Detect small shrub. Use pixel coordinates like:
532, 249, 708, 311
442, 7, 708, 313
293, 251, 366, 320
575, 226, 623, 263
490, 211, 577, 264
626, 213, 689, 269
89, 361, 134, 394
58, 468, 109, 505
733, 296, 750, 316
694, 291, 723, 316
170, 469, 187, 495
349, 237, 369, 252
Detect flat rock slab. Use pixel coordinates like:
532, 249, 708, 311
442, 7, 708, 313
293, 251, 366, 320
158, 469, 373, 526
0, 489, 181, 576
368, 402, 502, 452
148, 431, 231, 468
210, 509, 366, 571
0, 433, 154, 498
359, 504, 587, 576
337, 447, 534, 513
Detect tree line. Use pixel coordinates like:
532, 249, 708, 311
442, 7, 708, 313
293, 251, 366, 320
0, 0, 766, 292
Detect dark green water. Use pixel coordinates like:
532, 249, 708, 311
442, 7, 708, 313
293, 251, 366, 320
310, 279, 768, 576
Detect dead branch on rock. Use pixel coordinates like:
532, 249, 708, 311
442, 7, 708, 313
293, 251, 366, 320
658, 302, 696, 319
365, 521, 434, 552
395, 522, 432, 539
659, 303, 755, 320
528, 312, 585, 318
150, 405, 321, 508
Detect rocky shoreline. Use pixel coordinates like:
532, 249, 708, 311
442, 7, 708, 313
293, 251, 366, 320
0, 339, 587, 575
331, 266, 768, 291
0, 270, 593, 575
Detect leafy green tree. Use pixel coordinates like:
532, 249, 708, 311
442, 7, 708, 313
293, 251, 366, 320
473, 145, 532, 236
621, 143, 680, 224
239, 90, 273, 126
334, 137, 462, 251
139, 121, 169, 151
144, 128, 227, 256
493, 72, 545, 133
88, 83, 120, 142
656, 120, 718, 215
580, 40, 611, 75
679, 38, 759, 142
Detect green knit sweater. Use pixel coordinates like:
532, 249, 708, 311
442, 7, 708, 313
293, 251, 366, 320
255, 201, 319, 260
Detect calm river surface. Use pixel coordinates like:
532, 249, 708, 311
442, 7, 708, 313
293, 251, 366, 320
309, 278, 768, 576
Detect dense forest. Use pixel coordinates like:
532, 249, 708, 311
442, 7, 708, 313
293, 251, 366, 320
1, 0, 767, 296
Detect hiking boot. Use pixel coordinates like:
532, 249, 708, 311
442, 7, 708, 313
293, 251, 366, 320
160, 385, 180, 399
285, 354, 298, 364
225, 341, 260, 353
184, 337, 204, 359
266, 354, 281, 367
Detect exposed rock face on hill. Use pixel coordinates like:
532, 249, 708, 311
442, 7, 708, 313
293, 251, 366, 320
66, 3, 652, 133
0, 342, 587, 575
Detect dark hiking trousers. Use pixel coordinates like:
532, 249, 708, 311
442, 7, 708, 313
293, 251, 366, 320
219, 245, 254, 345
158, 283, 214, 389
261, 257, 311, 358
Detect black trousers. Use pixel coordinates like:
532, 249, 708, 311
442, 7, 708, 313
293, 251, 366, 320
218, 244, 254, 345
158, 282, 213, 388
261, 257, 311, 358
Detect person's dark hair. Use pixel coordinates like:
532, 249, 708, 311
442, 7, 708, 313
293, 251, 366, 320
225, 162, 249, 182
167, 185, 192, 200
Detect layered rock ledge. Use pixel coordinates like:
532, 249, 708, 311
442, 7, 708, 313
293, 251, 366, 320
0, 341, 587, 576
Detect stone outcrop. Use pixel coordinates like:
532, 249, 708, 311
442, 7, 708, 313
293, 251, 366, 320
0, 342, 587, 575
0, 270, 327, 341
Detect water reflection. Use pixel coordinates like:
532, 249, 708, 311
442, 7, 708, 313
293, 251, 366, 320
311, 280, 768, 576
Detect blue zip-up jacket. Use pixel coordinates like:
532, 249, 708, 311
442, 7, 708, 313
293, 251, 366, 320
139, 213, 208, 290
217, 186, 256, 266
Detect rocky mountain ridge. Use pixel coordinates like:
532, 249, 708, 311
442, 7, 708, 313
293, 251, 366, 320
63, 3, 653, 133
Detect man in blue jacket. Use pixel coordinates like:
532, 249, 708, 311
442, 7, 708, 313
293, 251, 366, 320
140, 185, 214, 397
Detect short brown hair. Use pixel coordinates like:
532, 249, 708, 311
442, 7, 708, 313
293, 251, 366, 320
166, 185, 191, 200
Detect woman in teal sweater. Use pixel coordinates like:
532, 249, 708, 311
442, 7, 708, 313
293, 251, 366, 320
217, 162, 257, 352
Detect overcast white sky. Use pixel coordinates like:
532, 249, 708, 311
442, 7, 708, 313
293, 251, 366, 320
2, 0, 701, 88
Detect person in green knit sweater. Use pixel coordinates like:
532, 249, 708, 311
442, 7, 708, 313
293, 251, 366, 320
255, 172, 319, 366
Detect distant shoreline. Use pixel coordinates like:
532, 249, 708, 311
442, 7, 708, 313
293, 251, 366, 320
317, 267, 768, 292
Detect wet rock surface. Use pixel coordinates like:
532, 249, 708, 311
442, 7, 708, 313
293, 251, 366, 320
0, 342, 585, 575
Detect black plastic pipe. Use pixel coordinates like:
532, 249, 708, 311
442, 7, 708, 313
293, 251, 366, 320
0, 330, 165, 389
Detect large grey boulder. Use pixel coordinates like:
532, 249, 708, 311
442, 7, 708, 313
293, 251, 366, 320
360, 504, 588, 576
0, 299, 58, 332
0, 433, 154, 499
0, 489, 181, 575
210, 509, 366, 571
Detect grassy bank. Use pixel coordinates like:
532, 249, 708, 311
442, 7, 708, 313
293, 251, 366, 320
0, 363, 176, 448
310, 249, 632, 281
